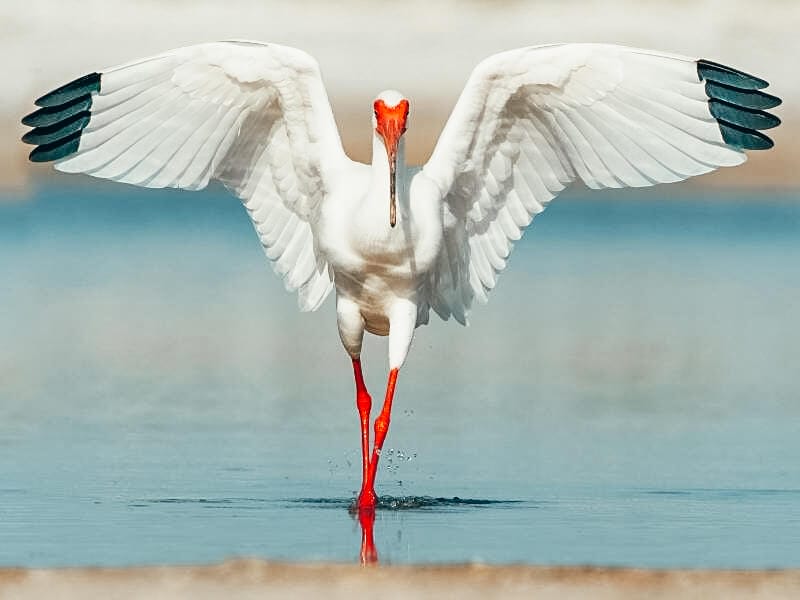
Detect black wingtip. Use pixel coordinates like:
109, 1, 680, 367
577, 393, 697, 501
704, 80, 782, 110
22, 111, 91, 146
698, 60, 780, 151
34, 72, 101, 107
708, 99, 781, 131
23, 72, 100, 164
28, 130, 83, 162
717, 120, 774, 150
22, 95, 93, 127
697, 59, 768, 90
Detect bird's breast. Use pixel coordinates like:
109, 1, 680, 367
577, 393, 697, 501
318, 172, 443, 304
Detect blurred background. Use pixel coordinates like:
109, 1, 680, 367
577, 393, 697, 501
2, 0, 799, 188
1, 0, 799, 567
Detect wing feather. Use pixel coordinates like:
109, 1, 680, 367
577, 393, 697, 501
22, 41, 352, 311
423, 43, 780, 323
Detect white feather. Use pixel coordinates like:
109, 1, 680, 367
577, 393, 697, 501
54, 41, 352, 311
423, 43, 756, 322
30, 41, 777, 373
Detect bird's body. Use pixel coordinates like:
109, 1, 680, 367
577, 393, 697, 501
23, 41, 781, 537
320, 144, 441, 366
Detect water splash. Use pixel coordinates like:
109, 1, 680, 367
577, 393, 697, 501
346, 495, 521, 511
383, 448, 418, 474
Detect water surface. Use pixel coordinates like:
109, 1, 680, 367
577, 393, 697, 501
1, 184, 798, 567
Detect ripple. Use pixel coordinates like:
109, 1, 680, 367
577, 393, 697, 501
130, 497, 271, 508
291, 495, 524, 512
642, 488, 800, 498
290, 497, 353, 509
373, 496, 523, 510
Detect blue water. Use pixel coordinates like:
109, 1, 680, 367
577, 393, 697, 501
1, 183, 799, 567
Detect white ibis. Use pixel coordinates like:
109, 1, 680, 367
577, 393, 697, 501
22, 41, 781, 512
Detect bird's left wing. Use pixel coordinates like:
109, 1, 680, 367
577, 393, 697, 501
22, 41, 350, 311
422, 43, 781, 324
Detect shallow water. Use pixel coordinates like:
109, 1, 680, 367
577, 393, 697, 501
1, 184, 799, 567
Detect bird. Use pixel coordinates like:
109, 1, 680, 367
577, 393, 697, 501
22, 41, 781, 513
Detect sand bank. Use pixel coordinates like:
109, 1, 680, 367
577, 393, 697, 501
2, 560, 800, 599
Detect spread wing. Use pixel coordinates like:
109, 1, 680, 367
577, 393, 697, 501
422, 43, 781, 324
22, 41, 353, 311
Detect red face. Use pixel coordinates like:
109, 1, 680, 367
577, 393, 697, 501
374, 99, 409, 156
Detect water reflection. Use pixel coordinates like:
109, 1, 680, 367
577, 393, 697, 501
356, 508, 378, 564
348, 497, 523, 564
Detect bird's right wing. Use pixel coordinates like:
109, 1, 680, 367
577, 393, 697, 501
22, 41, 351, 311
422, 43, 781, 324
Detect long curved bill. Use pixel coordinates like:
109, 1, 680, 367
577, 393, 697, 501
374, 99, 409, 228
387, 145, 398, 228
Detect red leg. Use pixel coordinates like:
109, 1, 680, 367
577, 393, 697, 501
352, 359, 372, 495
358, 368, 399, 509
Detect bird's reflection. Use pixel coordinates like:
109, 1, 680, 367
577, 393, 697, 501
349, 495, 514, 563
356, 507, 378, 564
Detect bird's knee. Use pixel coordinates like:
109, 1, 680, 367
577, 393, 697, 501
356, 390, 372, 415
374, 414, 390, 438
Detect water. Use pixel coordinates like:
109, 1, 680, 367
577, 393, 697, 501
1, 183, 799, 567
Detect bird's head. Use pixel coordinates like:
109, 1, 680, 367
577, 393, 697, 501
373, 90, 409, 228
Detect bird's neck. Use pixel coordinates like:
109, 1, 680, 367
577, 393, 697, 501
370, 133, 408, 201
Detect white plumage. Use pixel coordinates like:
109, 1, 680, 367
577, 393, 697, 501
24, 39, 780, 361
22, 40, 780, 508
422, 43, 756, 325
54, 41, 346, 311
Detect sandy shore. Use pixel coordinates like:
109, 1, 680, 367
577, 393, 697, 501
2, 560, 800, 599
